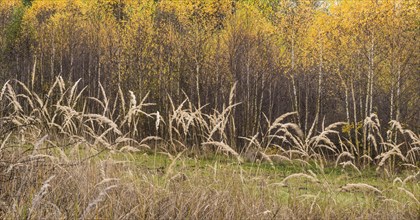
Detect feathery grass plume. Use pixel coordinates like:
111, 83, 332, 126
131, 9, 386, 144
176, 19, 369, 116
389, 120, 404, 135
403, 172, 419, 185
339, 161, 362, 174
240, 133, 260, 151
281, 129, 305, 151
57, 76, 66, 93
228, 82, 237, 106
325, 122, 348, 131
406, 147, 420, 164
123, 91, 153, 128
84, 113, 122, 136
272, 173, 320, 187
308, 126, 341, 152
397, 187, 420, 205
393, 177, 403, 185
340, 183, 382, 195
165, 151, 184, 178
308, 170, 317, 178
31, 91, 44, 112
98, 82, 109, 115
6, 83, 22, 112
115, 136, 139, 145
46, 77, 60, 100
207, 121, 223, 142
202, 141, 242, 162
14, 80, 32, 97
335, 151, 355, 167
0, 132, 12, 152
0, 80, 9, 101
341, 137, 358, 155
118, 85, 126, 115
404, 130, 419, 143
257, 151, 274, 166
125, 90, 137, 125
268, 112, 297, 132
27, 175, 56, 219
67, 78, 82, 106
367, 133, 378, 153
129, 90, 137, 107
92, 127, 114, 147
71, 86, 87, 109
399, 163, 418, 170
282, 122, 304, 139
17, 93, 35, 110
119, 146, 141, 153
80, 185, 118, 220
306, 114, 319, 140
87, 96, 106, 111
375, 143, 407, 170
95, 178, 120, 188
363, 114, 384, 152
139, 136, 162, 145
361, 154, 373, 162
155, 111, 161, 131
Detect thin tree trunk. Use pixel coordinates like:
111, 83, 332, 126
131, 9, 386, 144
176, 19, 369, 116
351, 79, 358, 161
315, 33, 323, 130
31, 55, 37, 91
369, 38, 375, 115
304, 73, 309, 136
291, 38, 300, 127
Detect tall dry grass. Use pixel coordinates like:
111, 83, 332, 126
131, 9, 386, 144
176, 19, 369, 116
0, 78, 419, 219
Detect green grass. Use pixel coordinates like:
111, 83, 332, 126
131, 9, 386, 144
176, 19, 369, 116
1, 145, 419, 219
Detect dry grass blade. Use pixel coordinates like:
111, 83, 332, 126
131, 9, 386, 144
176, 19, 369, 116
397, 187, 420, 205
0, 80, 9, 101
393, 177, 403, 185
229, 82, 237, 106
0, 132, 12, 152
325, 122, 347, 131
268, 112, 297, 132
375, 143, 406, 170
335, 152, 355, 167
84, 113, 122, 136
339, 161, 361, 174
257, 151, 274, 166
203, 141, 242, 162
340, 183, 382, 195
165, 151, 184, 178
28, 175, 56, 219
119, 146, 141, 153
81, 185, 118, 220
6, 84, 23, 112
67, 79, 82, 106
139, 136, 162, 145
402, 172, 419, 185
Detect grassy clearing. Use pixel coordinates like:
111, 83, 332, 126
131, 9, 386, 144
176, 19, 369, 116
1, 144, 418, 219
0, 79, 419, 219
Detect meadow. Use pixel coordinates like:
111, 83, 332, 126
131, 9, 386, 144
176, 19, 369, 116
0, 78, 418, 219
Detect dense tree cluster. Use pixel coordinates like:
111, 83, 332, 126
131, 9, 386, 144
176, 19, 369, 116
0, 0, 418, 149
